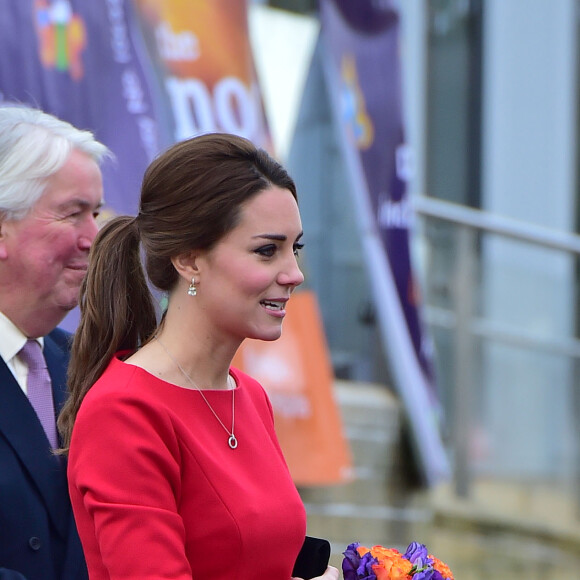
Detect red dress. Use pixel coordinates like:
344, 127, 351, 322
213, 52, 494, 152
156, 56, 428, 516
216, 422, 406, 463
68, 355, 307, 579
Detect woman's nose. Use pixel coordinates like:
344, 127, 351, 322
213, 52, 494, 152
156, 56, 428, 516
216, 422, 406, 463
280, 255, 305, 288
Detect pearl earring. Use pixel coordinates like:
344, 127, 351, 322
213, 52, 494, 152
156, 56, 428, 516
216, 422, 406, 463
187, 277, 197, 296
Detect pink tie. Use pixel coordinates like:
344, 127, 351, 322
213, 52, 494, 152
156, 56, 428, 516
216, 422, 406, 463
18, 339, 58, 449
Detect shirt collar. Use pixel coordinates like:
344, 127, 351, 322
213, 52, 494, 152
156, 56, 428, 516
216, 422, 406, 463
0, 311, 44, 363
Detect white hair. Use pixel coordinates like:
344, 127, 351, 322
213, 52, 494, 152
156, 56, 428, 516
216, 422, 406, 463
0, 106, 111, 221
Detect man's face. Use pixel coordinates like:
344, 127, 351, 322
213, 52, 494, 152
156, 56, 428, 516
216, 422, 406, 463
0, 149, 104, 334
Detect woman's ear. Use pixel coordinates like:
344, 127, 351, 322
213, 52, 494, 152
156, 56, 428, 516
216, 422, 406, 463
171, 251, 200, 284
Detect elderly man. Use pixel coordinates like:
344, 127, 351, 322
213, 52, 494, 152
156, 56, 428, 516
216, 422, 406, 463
0, 106, 110, 580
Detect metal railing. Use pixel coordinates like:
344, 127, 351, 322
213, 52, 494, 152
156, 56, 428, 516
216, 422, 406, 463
412, 195, 580, 503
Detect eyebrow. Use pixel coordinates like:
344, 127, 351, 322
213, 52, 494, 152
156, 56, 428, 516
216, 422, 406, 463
58, 198, 104, 211
253, 232, 304, 242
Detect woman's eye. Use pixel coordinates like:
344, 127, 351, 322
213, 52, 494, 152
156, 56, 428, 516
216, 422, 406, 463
293, 242, 304, 256
255, 244, 277, 258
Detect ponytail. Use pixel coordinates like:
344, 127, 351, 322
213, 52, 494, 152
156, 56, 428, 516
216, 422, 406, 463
58, 216, 157, 452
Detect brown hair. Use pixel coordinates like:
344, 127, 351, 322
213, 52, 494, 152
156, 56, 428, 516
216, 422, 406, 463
58, 133, 297, 451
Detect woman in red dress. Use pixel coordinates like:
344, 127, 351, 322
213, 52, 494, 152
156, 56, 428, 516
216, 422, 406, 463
58, 133, 339, 580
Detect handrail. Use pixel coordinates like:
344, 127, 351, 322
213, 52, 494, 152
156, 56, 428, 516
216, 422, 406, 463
425, 305, 580, 358
412, 194, 580, 255
411, 194, 580, 500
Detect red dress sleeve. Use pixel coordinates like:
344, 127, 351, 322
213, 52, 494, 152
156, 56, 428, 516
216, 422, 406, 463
68, 382, 192, 579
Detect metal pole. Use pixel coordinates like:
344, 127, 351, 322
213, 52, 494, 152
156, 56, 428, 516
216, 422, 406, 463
452, 225, 476, 497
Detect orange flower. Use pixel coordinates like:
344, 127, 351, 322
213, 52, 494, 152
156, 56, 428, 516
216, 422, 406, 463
372, 547, 412, 580
355, 545, 413, 580
430, 555, 454, 580
372, 561, 412, 580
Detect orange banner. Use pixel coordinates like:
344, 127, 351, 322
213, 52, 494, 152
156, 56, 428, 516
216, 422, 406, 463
133, 0, 274, 151
233, 290, 352, 486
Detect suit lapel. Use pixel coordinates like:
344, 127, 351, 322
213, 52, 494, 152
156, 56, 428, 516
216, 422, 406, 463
44, 331, 70, 415
0, 339, 69, 539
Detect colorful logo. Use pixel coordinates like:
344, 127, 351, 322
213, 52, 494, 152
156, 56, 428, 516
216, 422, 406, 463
34, 0, 87, 80
340, 54, 374, 150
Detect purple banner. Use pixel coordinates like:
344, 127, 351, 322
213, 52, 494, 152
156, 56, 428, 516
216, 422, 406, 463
0, 0, 164, 217
0, 0, 274, 211
320, 0, 449, 485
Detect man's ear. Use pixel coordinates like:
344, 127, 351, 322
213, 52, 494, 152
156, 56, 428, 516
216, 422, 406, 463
0, 216, 8, 260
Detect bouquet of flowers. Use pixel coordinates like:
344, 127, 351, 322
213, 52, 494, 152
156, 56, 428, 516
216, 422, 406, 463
342, 541, 454, 580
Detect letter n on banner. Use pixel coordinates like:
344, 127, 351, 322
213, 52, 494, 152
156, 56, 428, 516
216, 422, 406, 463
232, 290, 352, 486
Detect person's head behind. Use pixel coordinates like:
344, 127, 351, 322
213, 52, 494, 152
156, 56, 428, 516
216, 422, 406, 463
0, 105, 109, 221
0, 105, 110, 336
136, 132, 297, 295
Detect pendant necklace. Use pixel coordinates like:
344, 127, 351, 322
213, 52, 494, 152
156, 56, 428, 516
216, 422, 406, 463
155, 337, 238, 449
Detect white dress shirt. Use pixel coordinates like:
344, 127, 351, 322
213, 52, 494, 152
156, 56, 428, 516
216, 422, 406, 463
0, 311, 44, 395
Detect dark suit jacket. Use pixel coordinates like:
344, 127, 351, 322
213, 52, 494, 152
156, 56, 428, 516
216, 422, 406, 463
0, 328, 87, 580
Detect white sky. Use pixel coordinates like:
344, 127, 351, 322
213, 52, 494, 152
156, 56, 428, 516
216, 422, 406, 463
248, 5, 320, 161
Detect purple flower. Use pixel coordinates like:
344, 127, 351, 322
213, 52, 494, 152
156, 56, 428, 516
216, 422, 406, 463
405, 541, 436, 574
413, 570, 436, 580
414, 569, 447, 580
411, 563, 447, 580
342, 543, 362, 580
404, 542, 429, 566
342, 543, 377, 580
356, 552, 378, 579
342, 559, 359, 580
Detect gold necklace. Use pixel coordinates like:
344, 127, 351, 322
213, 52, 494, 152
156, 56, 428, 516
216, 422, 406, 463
155, 337, 238, 449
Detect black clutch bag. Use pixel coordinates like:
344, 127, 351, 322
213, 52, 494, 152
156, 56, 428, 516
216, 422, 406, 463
292, 536, 331, 579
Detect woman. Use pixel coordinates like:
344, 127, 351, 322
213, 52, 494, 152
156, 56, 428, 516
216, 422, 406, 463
58, 134, 339, 580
